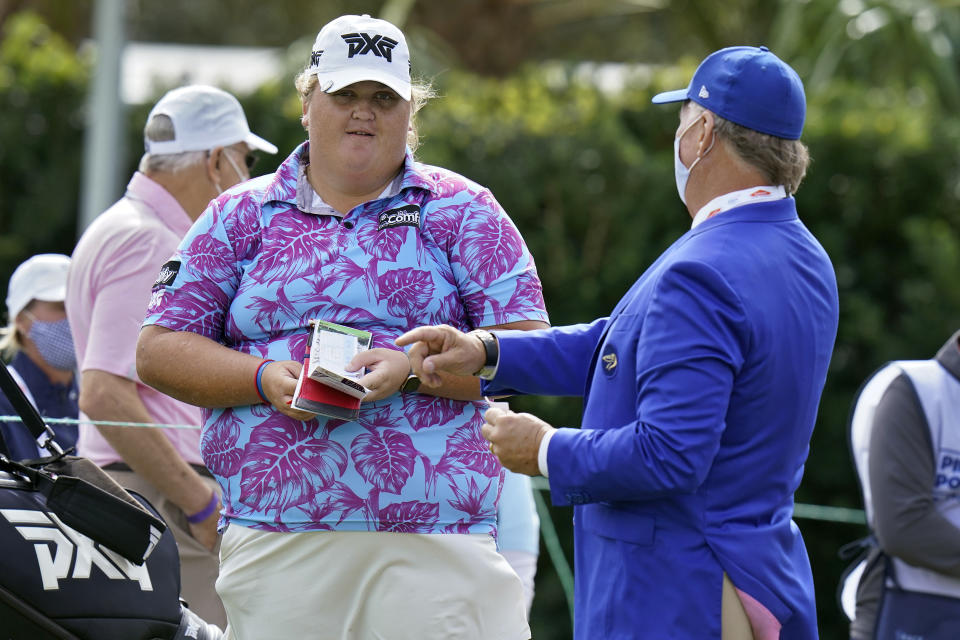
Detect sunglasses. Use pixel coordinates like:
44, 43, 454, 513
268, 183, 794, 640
210, 149, 260, 173
240, 152, 258, 171
230, 150, 258, 171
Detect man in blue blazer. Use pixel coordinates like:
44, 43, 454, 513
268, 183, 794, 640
398, 46, 839, 640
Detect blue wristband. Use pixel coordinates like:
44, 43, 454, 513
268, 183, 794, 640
186, 490, 219, 524
255, 359, 274, 404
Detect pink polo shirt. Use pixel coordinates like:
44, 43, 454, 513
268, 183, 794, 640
66, 172, 204, 466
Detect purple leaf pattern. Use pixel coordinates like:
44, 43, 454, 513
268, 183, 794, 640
230, 194, 263, 259
202, 409, 243, 476
459, 210, 525, 289
378, 500, 439, 533
379, 268, 434, 319
183, 232, 236, 284
425, 206, 462, 249
429, 292, 467, 329
325, 481, 366, 524
144, 143, 546, 534
248, 286, 298, 333
441, 480, 500, 533
365, 487, 381, 525
434, 455, 459, 481
447, 476, 498, 519
401, 393, 460, 432
245, 342, 270, 359
254, 215, 336, 285
249, 402, 275, 420
296, 498, 338, 523
240, 416, 348, 513
220, 481, 233, 518
296, 294, 381, 328
420, 454, 437, 497
285, 331, 310, 362
351, 428, 418, 494
433, 175, 472, 199
462, 289, 504, 325
367, 330, 399, 350
157, 280, 232, 338
326, 256, 374, 298
357, 222, 405, 262
357, 407, 394, 431
442, 520, 478, 534
439, 422, 501, 479
507, 277, 544, 317
322, 418, 350, 438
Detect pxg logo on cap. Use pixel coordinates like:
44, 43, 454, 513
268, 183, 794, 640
308, 14, 412, 101
342, 32, 399, 62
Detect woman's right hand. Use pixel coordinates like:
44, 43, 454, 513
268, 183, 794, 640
350, 347, 411, 402
260, 360, 318, 421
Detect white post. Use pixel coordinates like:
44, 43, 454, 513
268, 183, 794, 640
78, 0, 125, 234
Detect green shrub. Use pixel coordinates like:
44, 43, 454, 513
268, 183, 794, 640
0, 12, 89, 286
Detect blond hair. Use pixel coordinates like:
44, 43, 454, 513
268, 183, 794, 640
0, 324, 20, 360
0, 305, 28, 360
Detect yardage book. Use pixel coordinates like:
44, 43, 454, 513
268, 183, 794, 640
291, 321, 372, 420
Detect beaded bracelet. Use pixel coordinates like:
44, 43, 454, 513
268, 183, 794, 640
255, 359, 274, 404
186, 490, 219, 524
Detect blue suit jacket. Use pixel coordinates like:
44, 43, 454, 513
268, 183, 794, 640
486, 198, 839, 639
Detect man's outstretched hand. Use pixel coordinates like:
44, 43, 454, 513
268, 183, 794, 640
395, 325, 486, 387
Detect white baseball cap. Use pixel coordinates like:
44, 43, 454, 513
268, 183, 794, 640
144, 85, 278, 155
308, 14, 411, 101
6, 253, 71, 320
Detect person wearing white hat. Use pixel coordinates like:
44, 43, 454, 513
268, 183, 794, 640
0, 253, 78, 461
65, 84, 277, 630
136, 14, 547, 640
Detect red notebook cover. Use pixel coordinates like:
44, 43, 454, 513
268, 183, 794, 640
291, 343, 362, 421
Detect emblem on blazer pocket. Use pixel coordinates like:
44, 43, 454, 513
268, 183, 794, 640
601, 347, 617, 376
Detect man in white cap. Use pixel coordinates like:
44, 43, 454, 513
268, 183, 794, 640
66, 84, 276, 629
0, 253, 78, 460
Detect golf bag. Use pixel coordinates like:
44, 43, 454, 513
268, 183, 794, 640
0, 361, 222, 640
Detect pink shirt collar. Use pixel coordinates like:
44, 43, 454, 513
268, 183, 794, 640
126, 171, 194, 237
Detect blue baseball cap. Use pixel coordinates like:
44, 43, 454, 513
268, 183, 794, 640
652, 46, 806, 140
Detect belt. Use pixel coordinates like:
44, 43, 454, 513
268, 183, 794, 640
103, 461, 215, 480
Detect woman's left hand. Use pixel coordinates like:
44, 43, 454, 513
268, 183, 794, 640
349, 348, 411, 402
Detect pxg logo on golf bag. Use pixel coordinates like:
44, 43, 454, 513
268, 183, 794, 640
1, 508, 158, 591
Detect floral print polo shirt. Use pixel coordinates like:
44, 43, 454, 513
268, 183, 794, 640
144, 142, 548, 535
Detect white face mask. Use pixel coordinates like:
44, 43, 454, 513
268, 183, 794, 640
673, 114, 714, 205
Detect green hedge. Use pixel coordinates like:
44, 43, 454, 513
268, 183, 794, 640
0, 13, 88, 279
5, 12, 960, 638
